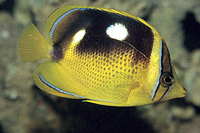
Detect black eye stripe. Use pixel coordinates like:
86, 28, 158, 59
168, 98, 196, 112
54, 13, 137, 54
151, 40, 174, 101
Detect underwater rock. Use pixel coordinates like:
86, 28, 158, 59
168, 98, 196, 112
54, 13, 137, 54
171, 106, 195, 120
177, 116, 200, 133
184, 50, 200, 106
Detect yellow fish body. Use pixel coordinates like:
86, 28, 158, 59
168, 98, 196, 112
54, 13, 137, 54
18, 4, 186, 106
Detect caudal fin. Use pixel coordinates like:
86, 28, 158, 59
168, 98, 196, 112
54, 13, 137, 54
18, 23, 52, 63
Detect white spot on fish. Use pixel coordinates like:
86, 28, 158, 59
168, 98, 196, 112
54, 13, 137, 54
73, 29, 86, 44
106, 23, 128, 41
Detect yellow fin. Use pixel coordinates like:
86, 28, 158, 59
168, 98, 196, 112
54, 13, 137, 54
18, 23, 52, 63
49, 92, 84, 99
82, 100, 120, 106
33, 60, 85, 99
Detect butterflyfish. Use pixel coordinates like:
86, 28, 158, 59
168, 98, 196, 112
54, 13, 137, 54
18, 4, 186, 106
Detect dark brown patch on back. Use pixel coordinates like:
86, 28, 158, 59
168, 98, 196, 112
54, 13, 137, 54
74, 9, 154, 65
50, 8, 154, 64
124, 20, 154, 60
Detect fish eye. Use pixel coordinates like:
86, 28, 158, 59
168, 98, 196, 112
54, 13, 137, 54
160, 73, 174, 87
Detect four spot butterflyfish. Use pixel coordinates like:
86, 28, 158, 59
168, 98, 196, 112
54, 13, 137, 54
18, 4, 187, 107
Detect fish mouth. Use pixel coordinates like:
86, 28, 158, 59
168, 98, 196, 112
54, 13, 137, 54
182, 88, 187, 96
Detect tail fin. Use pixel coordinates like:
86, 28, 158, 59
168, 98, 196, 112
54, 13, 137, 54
18, 23, 52, 63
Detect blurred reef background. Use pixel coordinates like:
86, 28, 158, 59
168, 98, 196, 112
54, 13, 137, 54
0, 0, 200, 132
